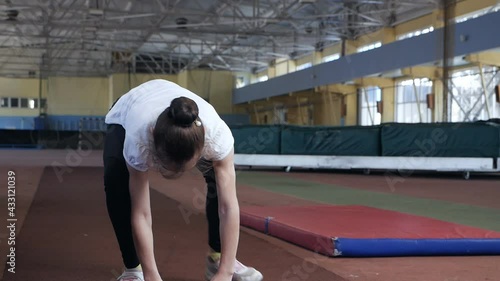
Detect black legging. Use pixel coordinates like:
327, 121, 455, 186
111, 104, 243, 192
103, 124, 221, 268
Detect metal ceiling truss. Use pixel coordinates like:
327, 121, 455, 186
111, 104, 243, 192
0, 0, 439, 77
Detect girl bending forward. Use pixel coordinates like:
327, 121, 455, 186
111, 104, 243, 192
103, 79, 263, 281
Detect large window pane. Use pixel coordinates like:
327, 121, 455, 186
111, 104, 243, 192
396, 78, 433, 123
360, 87, 381, 126
450, 67, 499, 122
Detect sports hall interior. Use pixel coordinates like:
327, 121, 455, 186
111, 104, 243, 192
0, 0, 499, 280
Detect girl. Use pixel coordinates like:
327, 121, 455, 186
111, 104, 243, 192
103, 79, 263, 281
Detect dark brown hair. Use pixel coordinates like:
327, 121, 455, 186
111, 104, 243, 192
152, 97, 205, 178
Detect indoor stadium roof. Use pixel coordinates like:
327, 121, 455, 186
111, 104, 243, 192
0, 0, 439, 77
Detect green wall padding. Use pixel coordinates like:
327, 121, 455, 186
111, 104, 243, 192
381, 122, 500, 157
230, 125, 281, 154
279, 125, 381, 156
0, 130, 106, 150
0, 129, 34, 145
2, 120, 499, 159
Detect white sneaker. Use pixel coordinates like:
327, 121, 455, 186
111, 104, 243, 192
117, 269, 144, 281
205, 256, 264, 281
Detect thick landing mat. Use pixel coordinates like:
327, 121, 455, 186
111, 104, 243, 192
240, 205, 500, 257
3, 167, 346, 281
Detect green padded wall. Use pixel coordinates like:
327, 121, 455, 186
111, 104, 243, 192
230, 125, 281, 155
381, 122, 500, 157
279, 125, 381, 156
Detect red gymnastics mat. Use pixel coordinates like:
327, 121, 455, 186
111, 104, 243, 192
240, 205, 500, 257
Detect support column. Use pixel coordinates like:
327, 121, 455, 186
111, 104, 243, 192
381, 27, 396, 44
108, 75, 114, 109
433, 79, 444, 122
313, 92, 341, 126
433, 9, 445, 28
313, 94, 329, 125
109, 74, 129, 105
287, 107, 300, 125
268, 64, 276, 79
287, 59, 297, 73
441, 0, 457, 122
342, 39, 358, 56
315, 85, 356, 126
381, 87, 395, 123
177, 70, 188, 88
274, 58, 288, 76
345, 93, 358, 126
312, 51, 323, 65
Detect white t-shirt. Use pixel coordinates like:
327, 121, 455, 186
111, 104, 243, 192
105, 79, 234, 171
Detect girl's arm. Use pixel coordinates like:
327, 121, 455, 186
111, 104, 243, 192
127, 164, 163, 281
211, 149, 240, 279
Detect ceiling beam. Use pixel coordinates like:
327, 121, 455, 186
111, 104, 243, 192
0, 32, 300, 49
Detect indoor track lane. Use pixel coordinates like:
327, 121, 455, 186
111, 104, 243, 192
2, 166, 347, 281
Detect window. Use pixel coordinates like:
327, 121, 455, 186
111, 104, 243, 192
397, 26, 435, 40
1, 97, 8, 107
396, 79, 433, 123
455, 6, 500, 23
450, 67, 500, 122
0, 97, 42, 109
257, 75, 268, 82
322, 53, 340, 63
10, 98, 19, 108
296, 62, 312, 71
273, 107, 287, 124
29, 99, 37, 109
20, 98, 28, 108
359, 87, 382, 126
357, 42, 382, 53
